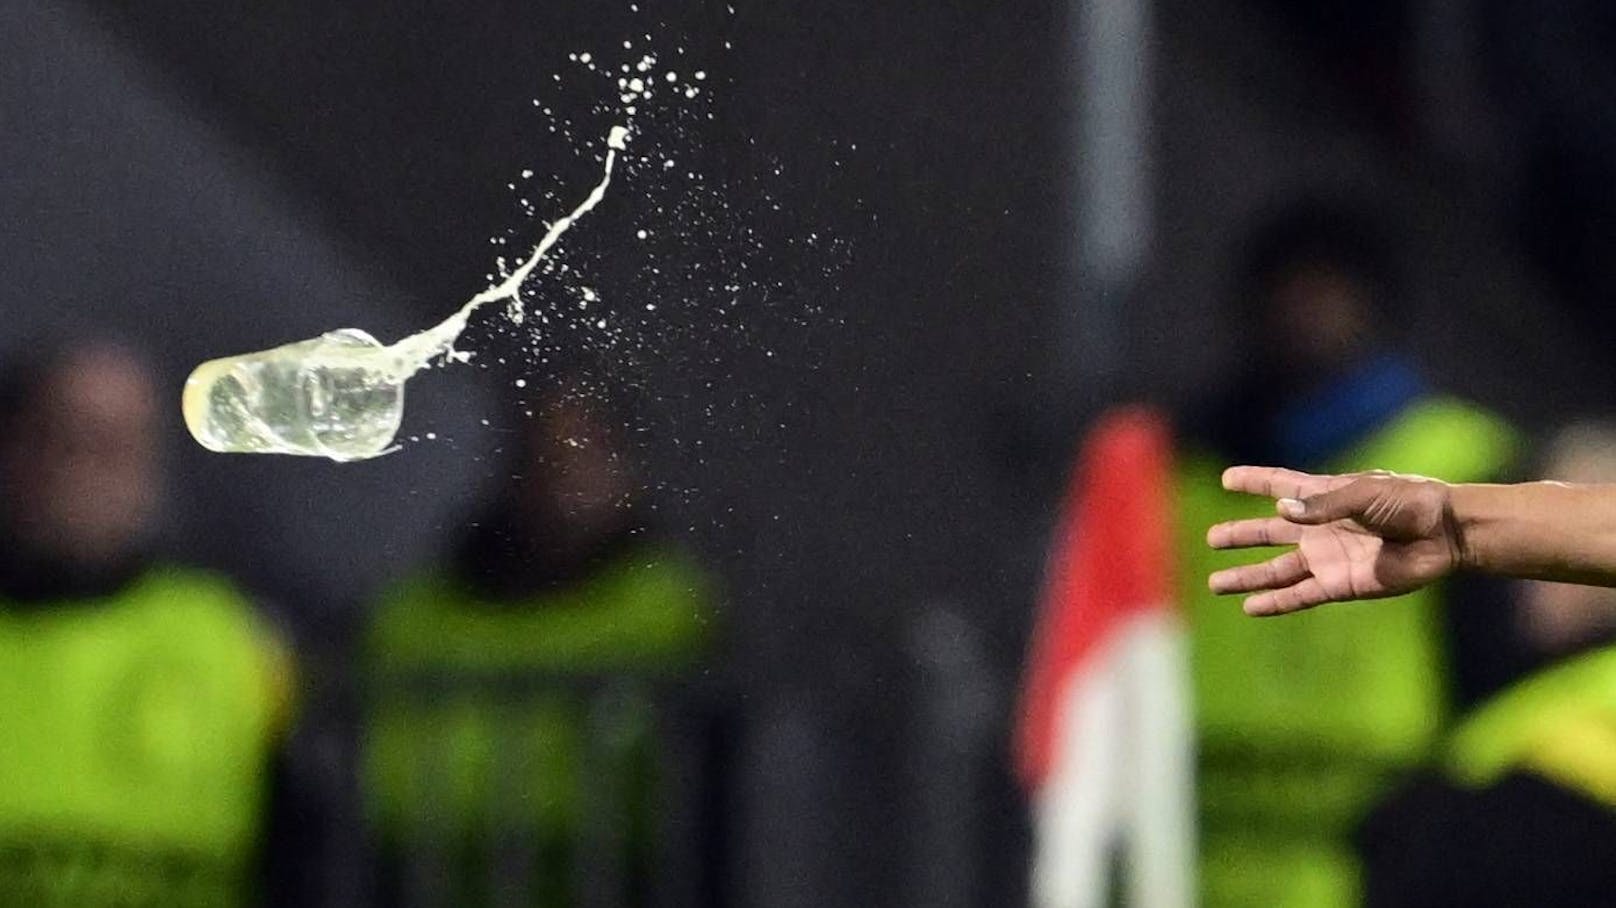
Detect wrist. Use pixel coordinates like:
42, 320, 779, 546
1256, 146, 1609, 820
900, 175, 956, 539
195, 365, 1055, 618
1445, 482, 1504, 574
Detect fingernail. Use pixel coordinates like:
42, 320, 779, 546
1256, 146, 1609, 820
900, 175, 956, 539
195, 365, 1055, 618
1278, 498, 1305, 518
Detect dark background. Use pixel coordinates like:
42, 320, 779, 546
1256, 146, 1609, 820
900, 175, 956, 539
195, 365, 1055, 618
6, 0, 1616, 905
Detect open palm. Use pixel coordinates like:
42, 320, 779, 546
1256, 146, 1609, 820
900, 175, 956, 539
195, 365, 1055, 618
1206, 466, 1464, 616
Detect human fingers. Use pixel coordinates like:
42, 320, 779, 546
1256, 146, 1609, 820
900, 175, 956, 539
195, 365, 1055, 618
1275, 478, 1387, 526
1206, 517, 1303, 550
1242, 576, 1334, 617
1208, 550, 1310, 595
1221, 466, 1338, 501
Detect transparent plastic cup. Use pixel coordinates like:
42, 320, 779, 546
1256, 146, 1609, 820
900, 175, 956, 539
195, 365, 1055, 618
182, 328, 405, 462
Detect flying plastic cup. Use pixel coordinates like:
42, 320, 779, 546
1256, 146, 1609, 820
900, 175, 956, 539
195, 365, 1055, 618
182, 328, 405, 462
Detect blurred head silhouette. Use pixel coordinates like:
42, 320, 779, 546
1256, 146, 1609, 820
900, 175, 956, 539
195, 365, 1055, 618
458, 381, 642, 597
1235, 199, 1399, 384
508, 386, 636, 544
0, 341, 161, 577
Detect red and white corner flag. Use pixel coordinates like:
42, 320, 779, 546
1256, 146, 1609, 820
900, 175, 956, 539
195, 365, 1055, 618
1014, 407, 1195, 908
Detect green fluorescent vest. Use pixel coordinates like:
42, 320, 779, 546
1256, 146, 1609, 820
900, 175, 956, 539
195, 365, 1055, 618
363, 545, 709, 907
1177, 398, 1519, 908
0, 567, 285, 908
1447, 644, 1616, 810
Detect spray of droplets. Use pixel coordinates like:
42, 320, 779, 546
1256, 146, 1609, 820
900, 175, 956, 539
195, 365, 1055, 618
424, 3, 854, 519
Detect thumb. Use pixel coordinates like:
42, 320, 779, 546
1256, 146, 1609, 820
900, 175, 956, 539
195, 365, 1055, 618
1277, 480, 1380, 526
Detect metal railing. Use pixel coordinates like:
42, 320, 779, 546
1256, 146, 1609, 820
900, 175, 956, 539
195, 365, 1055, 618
362, 669, 729, 908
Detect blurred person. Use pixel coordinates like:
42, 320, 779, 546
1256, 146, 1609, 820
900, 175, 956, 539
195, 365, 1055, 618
0, 342, 293, 907
1212, 437, 1616, 904
362, 386, 713, 908
1180, 201, 1522, 908
1018, 200, 1520, 908
1356, 422, 1616, 907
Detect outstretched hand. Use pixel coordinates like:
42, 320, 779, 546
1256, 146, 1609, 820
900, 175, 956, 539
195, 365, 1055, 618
1206, 466, 1466, 616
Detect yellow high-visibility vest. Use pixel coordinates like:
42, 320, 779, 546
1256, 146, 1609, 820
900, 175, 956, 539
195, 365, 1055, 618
0, 566, 288, 908
1179, 397, 1520, 908
363, 545, 710, 908
1447, 644, 1616, 810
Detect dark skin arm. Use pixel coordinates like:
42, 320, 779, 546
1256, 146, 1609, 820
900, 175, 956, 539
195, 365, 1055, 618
1206, 466, 1616, 616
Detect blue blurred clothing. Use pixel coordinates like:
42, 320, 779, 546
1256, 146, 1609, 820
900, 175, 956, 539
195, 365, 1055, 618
1271, 354, 1428, 468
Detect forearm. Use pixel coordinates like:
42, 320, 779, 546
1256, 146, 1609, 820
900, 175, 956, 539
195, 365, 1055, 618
1451, 482, 1616, 585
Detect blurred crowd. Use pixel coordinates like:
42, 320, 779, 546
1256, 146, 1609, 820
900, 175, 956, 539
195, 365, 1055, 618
1175, 200, 1616, 907
0, 347, 722, 908
7, 193, 1616, 908
1019, 197, 1616, 908
11, 0, 1616, 903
